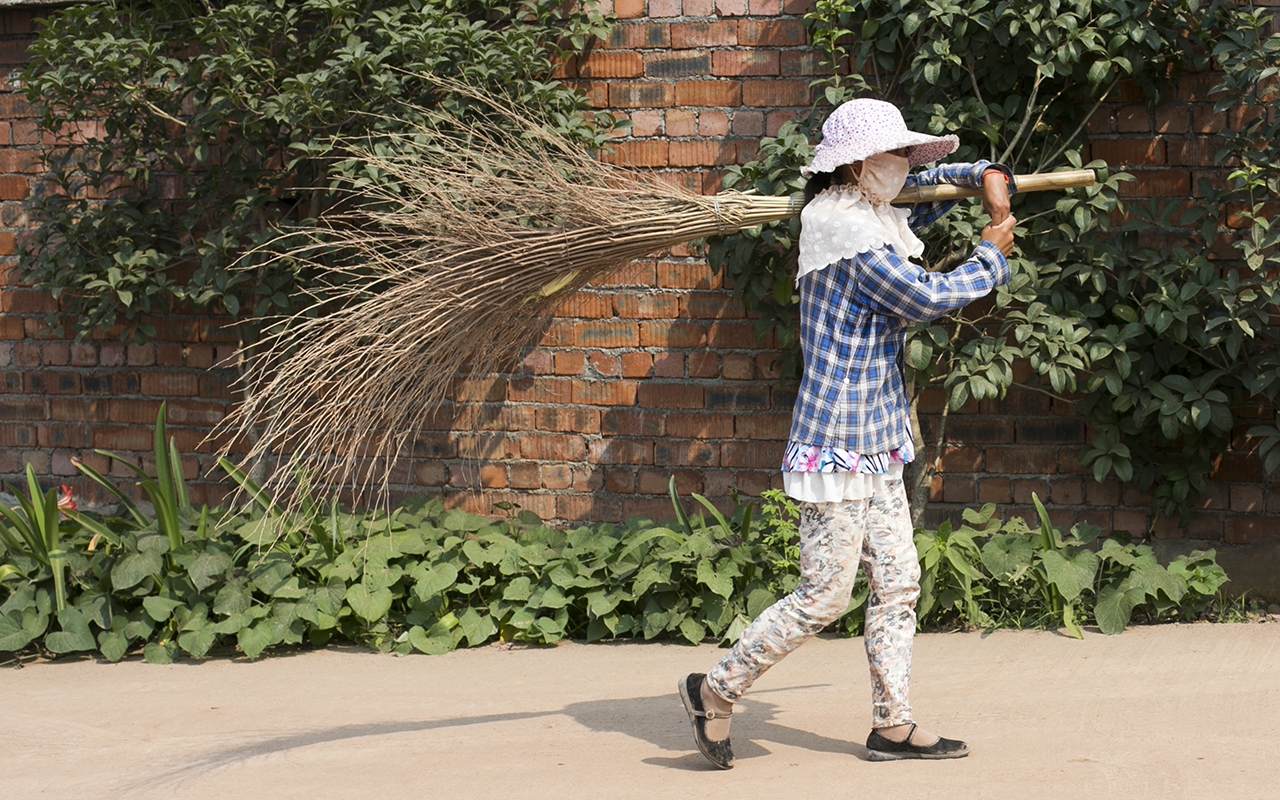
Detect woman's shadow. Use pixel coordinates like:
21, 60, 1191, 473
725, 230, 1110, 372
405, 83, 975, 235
562, 683, 874, 770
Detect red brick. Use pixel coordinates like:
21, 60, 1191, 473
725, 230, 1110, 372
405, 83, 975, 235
780, 50, 824, 76
669, 139, 736, 166
0, 175, 28, 200
682, 292, 743, 319
572, 379, 637, 406
533, 408, 597, 436
721, 353, 754, 380
720, 440, 783, 468
737, 19, 806, 46
698, 110, 729, 136
1090, 139, 1165, 166
520, 433, 586, 461
656, 261, 719, 288
590, 438, 654, 465
640, 321, 708, 348
1117, 170, 1191, 197
541, 464, 573, 489
579, 52, 644, 79
674, 80, 741, 106
743, 80, 809, 107
609, 82, 675, 109
1191, 107, 1227, 134
588, 351, 619, 376
620, 352, 653, 377
573, 321, 639, 348
1167, 139, 1217, 166
94, 426, 152, 451
706, 322, 757, 348
653, 352, 683, 377
603, 22, 671, 49
986, 447, 1057, 474
506, 377, 572, 404
602, 140, 669, 167
712, 50, 779, 77
1177, 73, 1226, 103
554, 350, 585, 375
671, 22, 738, 49
637, 383, 704, 408
616, 293, 679, 318
1115, 105, 1151, 133
734, 414, 789, 440
655, 440, 719, 466
601, 409, 664, 436
1153, 106, 1189, 134
649, 0, 682, 17
977, 477, 1011, 503
644, 51, 711, 78
732, 110, 764, 136
140, 373, 198, 396
748, 0, 780, 12
1, 288, 56, 313
684, 351, 716, 378
613, 0, 645, 18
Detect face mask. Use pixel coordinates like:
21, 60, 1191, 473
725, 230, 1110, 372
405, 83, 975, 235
857, 152, 910, 205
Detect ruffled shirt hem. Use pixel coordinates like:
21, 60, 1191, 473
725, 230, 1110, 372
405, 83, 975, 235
782, 465, 906, 503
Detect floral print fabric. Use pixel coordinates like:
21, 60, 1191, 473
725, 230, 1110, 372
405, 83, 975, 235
705, 480, 921, 728
782, 439, 914, 474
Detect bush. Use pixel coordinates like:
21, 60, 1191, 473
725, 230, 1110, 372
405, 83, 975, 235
0, 411, 1231, 663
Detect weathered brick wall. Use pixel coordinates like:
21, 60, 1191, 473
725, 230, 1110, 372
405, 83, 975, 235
2, 3, 1278, 567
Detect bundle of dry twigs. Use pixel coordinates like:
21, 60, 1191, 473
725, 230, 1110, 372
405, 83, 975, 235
217, 84, 1093, 511
218, 88, 807, 508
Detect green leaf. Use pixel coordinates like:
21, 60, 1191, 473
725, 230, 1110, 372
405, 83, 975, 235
678, 617, 706, 644
1039, 548, 1099, 602
237, 622, 272, 660
414, 563, 458, 600
345, 583, 393, 622
187, 550, 232, 591
0, 613, 35, 651
98, 630, 129, 662
1095, 585, 1138, 634
143, 641, 174, 664
408, 622, 455, 654
458, 608, 495, 647
213, 580, 251, 616
178, 628, 217, 659
111, 550, 163, 591
696, 560, 733, 599
143, 596, 183, 623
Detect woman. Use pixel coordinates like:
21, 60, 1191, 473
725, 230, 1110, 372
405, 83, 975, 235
678, 98, 1017, 769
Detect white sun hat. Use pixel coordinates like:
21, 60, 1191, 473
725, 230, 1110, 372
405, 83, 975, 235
801, 98, 960, 178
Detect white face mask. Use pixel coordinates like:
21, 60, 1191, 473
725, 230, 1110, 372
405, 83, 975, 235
857, 152, 910, 205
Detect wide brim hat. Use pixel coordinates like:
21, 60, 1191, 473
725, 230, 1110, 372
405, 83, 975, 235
801, 98, 959, 177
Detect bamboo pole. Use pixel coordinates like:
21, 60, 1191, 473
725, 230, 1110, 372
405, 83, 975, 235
729, 168, 1098, 227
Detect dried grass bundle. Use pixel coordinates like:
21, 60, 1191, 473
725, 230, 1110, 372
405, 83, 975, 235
216, 87, 799, 509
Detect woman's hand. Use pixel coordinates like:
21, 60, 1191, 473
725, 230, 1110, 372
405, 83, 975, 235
981, 214, 1016, 256
982, 171, 1010, 224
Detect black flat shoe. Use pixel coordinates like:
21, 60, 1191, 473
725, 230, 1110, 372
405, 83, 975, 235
678, 673, 735, 769
866, 723, 970, 761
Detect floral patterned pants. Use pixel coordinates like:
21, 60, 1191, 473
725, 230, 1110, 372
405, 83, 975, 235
705, 480, 921, 728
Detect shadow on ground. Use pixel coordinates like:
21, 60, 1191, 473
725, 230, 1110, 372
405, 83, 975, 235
123, 687, 870, 793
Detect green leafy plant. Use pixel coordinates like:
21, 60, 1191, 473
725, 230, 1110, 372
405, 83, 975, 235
708, 0, 1280, 526
0, 409, 1236, 663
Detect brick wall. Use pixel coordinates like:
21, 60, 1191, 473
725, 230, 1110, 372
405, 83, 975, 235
2, 3, 1279, 561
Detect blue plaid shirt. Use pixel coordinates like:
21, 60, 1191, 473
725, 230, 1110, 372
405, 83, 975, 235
786, 161, 1011, 455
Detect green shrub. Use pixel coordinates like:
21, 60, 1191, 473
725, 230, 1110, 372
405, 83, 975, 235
0, 412, 1231, 663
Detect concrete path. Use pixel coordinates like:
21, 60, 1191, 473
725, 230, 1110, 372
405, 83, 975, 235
4, 624, 1278, 800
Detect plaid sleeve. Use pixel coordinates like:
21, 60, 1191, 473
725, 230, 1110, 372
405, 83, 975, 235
854, 240, 1009, 322
899, 160, 993, 231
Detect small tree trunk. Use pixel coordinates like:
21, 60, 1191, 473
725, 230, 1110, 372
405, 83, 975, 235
907, 383, 950, 529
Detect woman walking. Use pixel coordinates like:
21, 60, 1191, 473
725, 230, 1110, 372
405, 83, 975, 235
678, 98, 1017, 768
